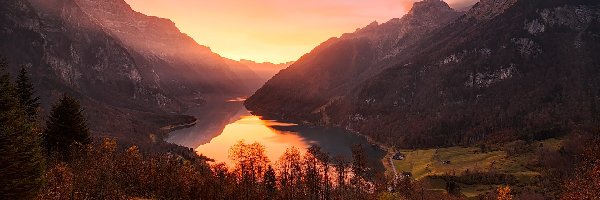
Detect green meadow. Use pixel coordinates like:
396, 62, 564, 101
385, 138, 563, 198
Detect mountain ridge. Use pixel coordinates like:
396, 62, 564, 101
0, 0, 267, 148
246, 0, 600, 148
246, 0, 463, 126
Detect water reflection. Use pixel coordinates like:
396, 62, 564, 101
167, 99, 385, 169
194, 115, 310, 165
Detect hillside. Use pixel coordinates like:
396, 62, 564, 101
246, 0, 462, 124
0, 0, 262, 148
246, 0, 600, 148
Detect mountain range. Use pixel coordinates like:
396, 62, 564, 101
246, 0, 600, 148
0, 0, 287, 148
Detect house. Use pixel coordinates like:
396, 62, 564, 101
392, 152, 406, 160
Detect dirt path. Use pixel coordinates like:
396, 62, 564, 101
390, 156, 399, 183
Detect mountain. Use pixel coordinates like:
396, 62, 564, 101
0, 0, 260, 148
238, 59, 292, 81
222, 59, 279, 93
73, 0, 262, 95
246, 0, 600, 148
246, 0, 463, 131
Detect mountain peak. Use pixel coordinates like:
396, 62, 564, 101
465, 0, 518, 20
408, 0, 454, 17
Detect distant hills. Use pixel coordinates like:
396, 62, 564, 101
0, 0, 283, 147
246, 0, 600, 148
238, 59, 293, 81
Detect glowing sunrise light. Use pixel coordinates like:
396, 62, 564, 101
124, 0, 477, 63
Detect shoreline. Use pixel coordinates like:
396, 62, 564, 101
250, 108, 395, 174
345, 129, 397, 177
160, 94, 247, 136
165, 102, 395, 174
160, 118, 198, 132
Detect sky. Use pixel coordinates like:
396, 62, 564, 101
124, 0, 477, 63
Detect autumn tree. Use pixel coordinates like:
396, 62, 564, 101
0, 60, 45, 199
278, 146, 305, 199
562, 138, 600, 199
333, 155, 349, 190
118, 145, 144, 196
68, 138, 121, 199
305, 145, 323, 199
497, 185, 512, 200
38, 163, 74, 199
229, 140, 270, 199
313, 146, 332, 200
43, 93, 91, 159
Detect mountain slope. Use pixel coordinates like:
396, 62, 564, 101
246, 0, 600, 148
246, 0, 462, 124
0, 0, 260, 148
73, 0, 262, 95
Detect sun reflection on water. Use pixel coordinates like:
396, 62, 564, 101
195, 115, 311, 165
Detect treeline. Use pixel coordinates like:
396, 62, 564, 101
35, 138, 467, 200
0, 59, 443, 199
1, 59, 599, 199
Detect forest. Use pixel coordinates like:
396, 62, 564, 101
1, 59, 599, 199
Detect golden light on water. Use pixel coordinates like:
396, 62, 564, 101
195, 115, 310, 165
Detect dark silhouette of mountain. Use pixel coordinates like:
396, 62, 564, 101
247, 0, 463, 128
0, 0, 262, 147
246, 0, 600, 148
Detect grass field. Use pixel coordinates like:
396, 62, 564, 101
385, 138, 563, 198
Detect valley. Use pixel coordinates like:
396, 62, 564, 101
166, 97, 386, 169
0, 0, 599, 199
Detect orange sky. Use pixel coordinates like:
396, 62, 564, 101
124, 0, 476, 63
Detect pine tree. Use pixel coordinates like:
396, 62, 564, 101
351, 144, 368, 179
43, 93, 91, 159
263, 165, 277, 199
15, 66, 39, 121
0, 59, 46, 199
350, 144, 369, 198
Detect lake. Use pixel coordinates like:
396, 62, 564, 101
167, 98, 385, 169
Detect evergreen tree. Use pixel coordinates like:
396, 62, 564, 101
43, 93, 91, 158
0, 60, 45, 199
351, 144, 368, 179
333, 155, 348, 189
15, 66, 39, 121
263, 165, 277, 199
350, 144, 370, 198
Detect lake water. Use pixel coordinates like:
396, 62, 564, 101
167, 98, 385, 169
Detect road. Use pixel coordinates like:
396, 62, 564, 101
389, 155, 400, 185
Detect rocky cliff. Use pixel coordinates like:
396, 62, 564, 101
246, 0, 600, 148
0, 0, 262, 147
246, 0, 463, 127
